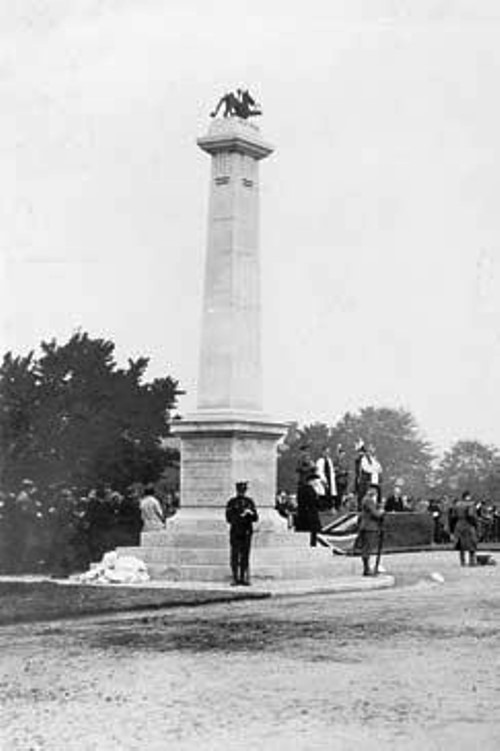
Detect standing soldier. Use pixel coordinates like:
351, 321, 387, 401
451, 490, 478, 567
225, 481, 258, 586
355, 485, 385, 576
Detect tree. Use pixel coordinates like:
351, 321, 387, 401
277, 421, 329, 492
0, 332, 182, 493
330, 407, 435, 498
277, 407, 435, 497
434, 440, 500, 499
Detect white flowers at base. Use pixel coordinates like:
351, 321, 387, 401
74, 551, 150, 584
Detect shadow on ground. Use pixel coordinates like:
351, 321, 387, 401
87, 611, 500, 659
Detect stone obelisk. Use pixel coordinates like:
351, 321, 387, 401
169, 115, 288, 550
119, 109, 337, 582
173, 116, 287, 515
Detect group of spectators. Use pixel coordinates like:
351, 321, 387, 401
274, 441, 500, 545
3, 441, 500, 576
0, 479, 179, 576
428, 495, 500, 545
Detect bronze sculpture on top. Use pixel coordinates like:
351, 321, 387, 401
210, 88, 262, 119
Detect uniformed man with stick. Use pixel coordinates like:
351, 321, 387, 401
355, 485, 385, 576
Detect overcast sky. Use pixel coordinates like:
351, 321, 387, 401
1, 0, 500, 452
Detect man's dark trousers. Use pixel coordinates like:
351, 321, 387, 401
230, 530, 252, 584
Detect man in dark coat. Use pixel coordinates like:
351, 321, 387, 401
225, 481, 259, 585
333, 444, 349, 510
298, 467, 323, 547
355, 485, 385, 576
451, 491, 478, 566
385, 483, 405, 513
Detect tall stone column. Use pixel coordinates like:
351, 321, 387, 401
173, 116, 287, 527
118, 115, 337, 582
197, 117, 268, 413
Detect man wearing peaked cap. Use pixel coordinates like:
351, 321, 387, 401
225, 481, 258, 586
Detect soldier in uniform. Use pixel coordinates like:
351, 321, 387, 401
451, 490, 478, 567
355, 485, 385, 576
225, 481, 258, 586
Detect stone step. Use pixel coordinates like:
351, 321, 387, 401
118, 544, 333, 567
140, 530, 311, 550
144, 561, 347, 583
155, 513, 291, 537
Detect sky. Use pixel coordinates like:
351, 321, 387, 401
1, 0, 500, 453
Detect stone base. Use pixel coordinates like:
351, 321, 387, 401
171, 411, 287, 510
117, 508, 343, 583
118, 411, 343, 583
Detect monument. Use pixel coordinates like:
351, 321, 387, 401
119, 91, 337, 581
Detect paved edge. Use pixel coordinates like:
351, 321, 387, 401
0, 573, 395, 597
0, 574, 395, 627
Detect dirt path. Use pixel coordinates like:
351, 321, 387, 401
0, 556, 499, 750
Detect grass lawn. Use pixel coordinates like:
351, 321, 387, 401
0, 580, 269, 626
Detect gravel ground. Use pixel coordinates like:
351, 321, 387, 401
0, 552, 499, 750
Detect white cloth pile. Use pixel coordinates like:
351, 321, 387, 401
74, 551, 150, 584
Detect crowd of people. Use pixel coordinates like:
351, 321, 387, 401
0, 479, 179, 576
274, 441, 500, 548
2, 439, 499, 577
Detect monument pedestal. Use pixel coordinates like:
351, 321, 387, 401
173, 411, 286, 510
119, 411, 339, 582
120, 520, 337, 583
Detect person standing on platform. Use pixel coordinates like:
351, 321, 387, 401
295, 446, 316, 531
296, 444, 313, 495
225, 481, 259, 586
316, 445, 336, 510
333, 444, 349, 510
300, 467, 324, 547
355, 485, 385, 576
355, 442, 383, 506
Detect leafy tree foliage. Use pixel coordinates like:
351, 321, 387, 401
278, 407, 435, 497
331, 407, 435, 497
434, 440, 500, 499
0, 332, 181, 493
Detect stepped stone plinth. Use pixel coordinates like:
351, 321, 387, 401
119, 508, 340, 583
